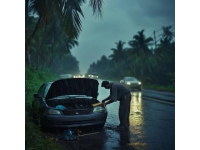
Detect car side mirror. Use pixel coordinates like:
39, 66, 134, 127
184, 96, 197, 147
33, 93, 41, 98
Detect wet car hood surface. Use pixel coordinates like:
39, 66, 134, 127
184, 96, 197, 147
46, 78, 99, 100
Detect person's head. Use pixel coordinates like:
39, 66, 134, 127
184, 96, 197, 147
101, 81, 110, 89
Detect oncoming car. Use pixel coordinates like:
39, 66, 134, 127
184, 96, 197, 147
32, 78, 107, 129
73, 74, 85, 78
88, 73, 98, 79
120, 77, 142, 91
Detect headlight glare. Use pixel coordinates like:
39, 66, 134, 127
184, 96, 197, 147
138, 82, 142, 85
126, 82, 131, 85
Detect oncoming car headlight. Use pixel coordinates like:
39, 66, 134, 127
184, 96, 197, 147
138, 82, 142, 85
44, 109, 62, 115
126, 82, 131, 85
93, 106, 106, 113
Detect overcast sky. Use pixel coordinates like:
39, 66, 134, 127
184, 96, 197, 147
71, 0, 175, 74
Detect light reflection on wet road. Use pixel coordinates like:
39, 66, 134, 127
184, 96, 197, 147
97, 80, 175, 150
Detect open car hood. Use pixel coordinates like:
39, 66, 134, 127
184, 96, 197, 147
46, 78, 99, 100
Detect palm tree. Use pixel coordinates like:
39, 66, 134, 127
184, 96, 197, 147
29, 19, 79, 70
109, 40, 126, 67
26, 0, 103, 64
128, 29, 153, 57
162, 25, 175, 39
159, 37, 172, 48
25, 4, 37, 64
26, 0, 103, 44
128, 30, 154, 75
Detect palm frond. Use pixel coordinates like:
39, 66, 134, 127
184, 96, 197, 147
145, 37, 154, 43
89, 0, 104, 17
63, 0, 83, 39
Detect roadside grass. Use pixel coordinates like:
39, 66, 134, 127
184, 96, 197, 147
25, 66, 62, 150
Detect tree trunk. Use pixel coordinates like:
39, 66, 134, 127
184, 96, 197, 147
25, 0, 29, 65
25, 7, 44, 65
25, 0, 29, 29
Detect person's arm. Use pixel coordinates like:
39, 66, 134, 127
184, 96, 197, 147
102, 95, 111, 103
104, 99, 114, 106
103, 85, 117, 106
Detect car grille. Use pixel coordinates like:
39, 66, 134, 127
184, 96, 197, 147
62, 109, 92, 115
62, 119, 95, 125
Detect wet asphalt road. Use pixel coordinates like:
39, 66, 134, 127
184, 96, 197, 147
54, 80, 175, 150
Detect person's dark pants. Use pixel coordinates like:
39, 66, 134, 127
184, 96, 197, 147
119, 92, 131, 129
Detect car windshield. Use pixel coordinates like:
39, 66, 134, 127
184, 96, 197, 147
124, 77, 138, 81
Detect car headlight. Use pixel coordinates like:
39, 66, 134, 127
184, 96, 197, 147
126, 82, 131, 85
138, 82, 142, 85
93, 106, 106, 113
44, 109, 62, 115
97, 76, 98, 78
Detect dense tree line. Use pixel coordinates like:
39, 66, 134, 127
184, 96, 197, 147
87, 26, 175, 86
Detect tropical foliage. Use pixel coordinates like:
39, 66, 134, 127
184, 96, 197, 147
87, 28, 175, 91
